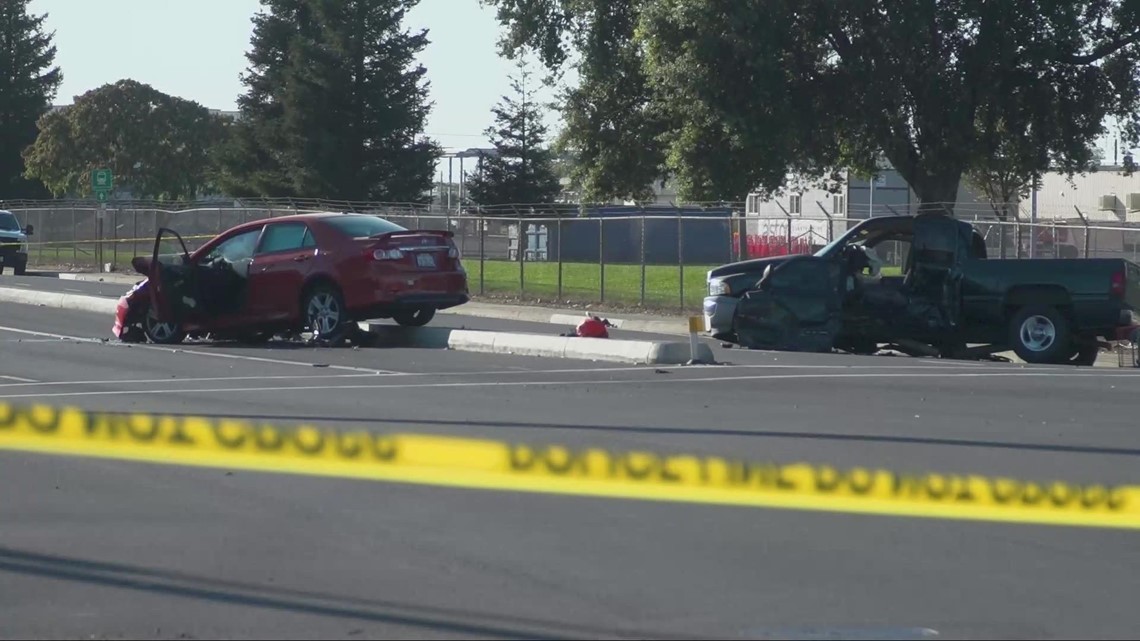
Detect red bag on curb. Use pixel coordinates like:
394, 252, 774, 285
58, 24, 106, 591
575, 315, 612, 338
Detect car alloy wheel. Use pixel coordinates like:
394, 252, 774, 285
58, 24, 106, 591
1019, 315, 1056, 353
307, 292, 341, 336
304, 285, 348, 346
144, 313, 185, 345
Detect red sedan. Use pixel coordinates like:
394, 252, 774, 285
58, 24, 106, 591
112, 212, 469, 345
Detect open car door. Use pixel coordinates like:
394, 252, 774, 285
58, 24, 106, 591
148, 227, 197, 325
904, 214, 968, 333
731, 255, 845, 352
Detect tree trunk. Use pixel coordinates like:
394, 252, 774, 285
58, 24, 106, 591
911, 172, 962, 216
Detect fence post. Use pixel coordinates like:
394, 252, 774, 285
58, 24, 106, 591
678, 209, 685, 311
517, 212, 525, 296
478, 213, 486, 296
71, 207, 77, 263
112, 206, 119, 269
599, 216, 605, 303
1015, 220, 1023, 259
557, 214, 563, 301
998, 216, 1007, 259
640, 211, 647, 306
815, 201, 835, 246
774, 201, 792, 254
95, 206, 104, 271
1074, 206, 1090, 258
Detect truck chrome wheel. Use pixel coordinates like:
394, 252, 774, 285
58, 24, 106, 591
1019, 315, 1057, 352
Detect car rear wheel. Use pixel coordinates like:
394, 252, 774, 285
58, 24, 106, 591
1009, 305, 1071, 364
304, 284, 349, 346
144, 313, 186, 345
394, 307, 435, 327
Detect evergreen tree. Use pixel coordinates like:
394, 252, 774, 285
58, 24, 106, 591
0, 0, 61, 199
218, 0, 440, 202
467, 57, 562, 207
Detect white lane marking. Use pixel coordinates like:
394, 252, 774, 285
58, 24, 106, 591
135, 344, 402, 375
0, 363, 1026, 389
0, 373, 386, 388
0, 324, 402, 375
0, 375, 37, 383
3, 370, 1138, 400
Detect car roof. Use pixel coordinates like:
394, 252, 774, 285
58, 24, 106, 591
225, 211, 377, 232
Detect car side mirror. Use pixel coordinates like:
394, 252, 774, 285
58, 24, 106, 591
23, 224, 33, 236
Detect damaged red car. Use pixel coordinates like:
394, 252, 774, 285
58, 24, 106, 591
112, 212, 469, 345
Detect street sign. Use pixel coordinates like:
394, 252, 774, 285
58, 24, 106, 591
95, 190, 109, 203
91, 168, 113, 192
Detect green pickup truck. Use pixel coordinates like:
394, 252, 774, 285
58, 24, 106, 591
706, 213, 1140, 365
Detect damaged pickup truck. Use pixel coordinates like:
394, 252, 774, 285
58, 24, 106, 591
704, 213, 1140, 366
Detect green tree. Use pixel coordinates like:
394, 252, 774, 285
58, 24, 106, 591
486, 0, 1140, 214
22, 79, 229, 200
487, 0, 666, 203
218, 0, 441, 203
0, 0, 62, 199
467, 57, 562, 207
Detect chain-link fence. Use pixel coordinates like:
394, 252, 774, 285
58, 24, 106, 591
6, 198, 1140, 312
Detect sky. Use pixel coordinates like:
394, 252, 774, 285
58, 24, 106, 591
26, 0, 571, 177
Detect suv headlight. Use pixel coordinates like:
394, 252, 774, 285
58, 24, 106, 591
708, 278, 731, 296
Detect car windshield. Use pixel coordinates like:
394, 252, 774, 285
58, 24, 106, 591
0, 212, 20, 232
323, 215, 407, 238
813, 220, 878, 257
813, 217, 910, 258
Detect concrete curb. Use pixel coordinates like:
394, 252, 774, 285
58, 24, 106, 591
0, 286, 118, 315
362, 322, 712, 364
441, 328, 715, 365
437, 307, 688, 335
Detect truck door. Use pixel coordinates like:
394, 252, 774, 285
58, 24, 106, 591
907, 214, 968, 330
732, 255, 844, 352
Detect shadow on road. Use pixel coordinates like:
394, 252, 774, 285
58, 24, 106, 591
147, 411, 1140, 459
0, 546, 695, 640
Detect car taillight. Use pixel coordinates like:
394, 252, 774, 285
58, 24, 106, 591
448, 246, 459, 259
372, 248, 404, 260
1111, 270, 1125, 297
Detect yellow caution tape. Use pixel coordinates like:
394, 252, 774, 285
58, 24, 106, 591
1, 402, 1137, 530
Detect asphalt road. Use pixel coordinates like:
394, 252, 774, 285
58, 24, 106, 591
1, 296, 1140, 639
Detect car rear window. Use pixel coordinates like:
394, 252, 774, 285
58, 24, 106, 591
323, 215, 407, 238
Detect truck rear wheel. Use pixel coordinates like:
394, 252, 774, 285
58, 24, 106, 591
1009, 305, 1071, 364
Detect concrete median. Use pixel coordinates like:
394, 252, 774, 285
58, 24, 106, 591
436, 328, 715, 365
363, 322, 714, 365
0, 286, 118, 315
